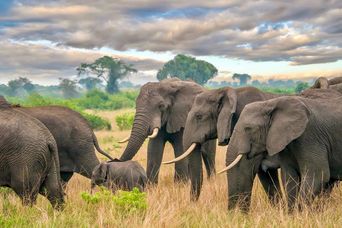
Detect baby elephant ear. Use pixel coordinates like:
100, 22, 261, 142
217, 87, 237, 145
266, 97, 310, 156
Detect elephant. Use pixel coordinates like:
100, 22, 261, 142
119, 78, 216, 184
13, 105, 114, 185
164, 86, 282, 201
0, 97, 64, 208
91, 159, 147, 192
311, 76, 342, 90
220, 95, 342, 211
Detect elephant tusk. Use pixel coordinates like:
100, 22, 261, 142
162, 143, 197, 164
217, 154, 243, 174
148, 128, 159, 139
118, 136, 130, 143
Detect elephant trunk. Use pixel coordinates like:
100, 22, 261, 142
226, 145, 256, 212
188, 145, 203, 201
120, 110, 150, 161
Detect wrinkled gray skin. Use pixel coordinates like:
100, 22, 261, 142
14, 106, 114, 185
91, 160, 147, 192
183, 86, 282, 201
120, 78, 216, 184
311, 76, 342, 90
227, 96, 342, 211
0, 98, 64, 209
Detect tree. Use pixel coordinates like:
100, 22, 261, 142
295, 82, 309, 93
8, 77, 35, 96
157, 54, 218, 85
77, 56, 137, 94
232, 73, 252, 86
78, 77, 102, 91
59, 78, 79, 98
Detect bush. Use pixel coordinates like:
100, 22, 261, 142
81, 187, 147, 213
7, 93, 111, 130
115, 112, 134, 130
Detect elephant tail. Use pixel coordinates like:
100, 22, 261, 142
92, 131, 114, 161
48, 140, 61, 181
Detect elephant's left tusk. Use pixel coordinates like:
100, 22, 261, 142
118, 136, 130, 143
162, 143, 197, 164
217, 154, 243, 174
148, 128, 159, 139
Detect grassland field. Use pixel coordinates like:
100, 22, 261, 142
1, 108, 342, 227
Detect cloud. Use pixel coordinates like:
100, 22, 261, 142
0, 0, 341, 84
0, 40, 163, 84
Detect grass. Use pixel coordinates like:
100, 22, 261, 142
1, 109, 342, 227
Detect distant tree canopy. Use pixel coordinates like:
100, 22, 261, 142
232, 73, 252, 86
59, 78, 79, 98
8, 77, 35, 96
295, 82, 309, 93
78, 77, 102, 91
157, 54, 218, 85
77, 56, 137, 94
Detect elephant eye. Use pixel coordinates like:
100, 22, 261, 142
195, 113, 203, 120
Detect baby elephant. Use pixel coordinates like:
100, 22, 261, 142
91, 159, 147, 192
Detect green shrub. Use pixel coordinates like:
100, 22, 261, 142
115, 112, 134, 130
7, 93, 111, 130
81, 187, 147, 213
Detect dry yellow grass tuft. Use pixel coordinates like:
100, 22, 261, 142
1, 109, 342, 227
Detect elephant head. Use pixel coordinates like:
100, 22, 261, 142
119, 78, 203, 161
219, 96, 310, 211
311, 77, 329, 89
91, 163, 108, 191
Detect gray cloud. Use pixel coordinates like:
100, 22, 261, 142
0, 0, 341, 83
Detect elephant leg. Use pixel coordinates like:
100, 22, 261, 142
146, 131, 166, 185
169, 131, 189, 182
281, 166, 300, 211
42, 161, 65, 210
201, 140, 216, 179
258, 168, 281, 206
322, 179, 338, 197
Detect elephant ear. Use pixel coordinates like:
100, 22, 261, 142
97, 163, 108, 181
311, 77, 329, 89
266, 97, 310, 156
217, 87, 237, 145
166, 81, 203, 133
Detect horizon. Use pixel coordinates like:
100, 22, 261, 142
0, 1, 341, 85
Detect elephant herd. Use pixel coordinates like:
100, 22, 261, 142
119, 76, 342, 212
1, 76, 342, 213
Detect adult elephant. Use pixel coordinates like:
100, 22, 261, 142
0, 97, 64, 208
119, 78, 216, 184
164, 86, 282, 201
220, 96, 342, 211
14, 105, 114, 184
311, 76, 342, 90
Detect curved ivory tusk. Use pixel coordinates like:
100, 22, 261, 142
118, 136, 130, 143
162, 143, 197, 164
148, 128, 159, 139
217, 154, 243, 174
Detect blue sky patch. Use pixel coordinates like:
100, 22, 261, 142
0, 0, 14, 14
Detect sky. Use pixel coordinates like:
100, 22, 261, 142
0, 0, 341, 85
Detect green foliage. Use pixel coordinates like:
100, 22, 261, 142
7, 77, 35, 96
81, 187, 147, 213
79, 77, 102, 91
259, 87, 295, 94
8, 93, 111, 130
295, 82, 310, 93
115, 112, 135, 130
77, 56, 137, 94
157, 54, 218, 85
59, 78, 79, 98
77, 89, 136, 110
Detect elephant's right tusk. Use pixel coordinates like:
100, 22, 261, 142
118, 136, 130, 143
162, 143, 197, 164
217, 154, 243, 174
148, 128, 159, 139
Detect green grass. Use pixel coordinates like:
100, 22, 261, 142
115, 112, 135, 131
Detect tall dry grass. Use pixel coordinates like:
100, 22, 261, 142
1, 109, 342, 227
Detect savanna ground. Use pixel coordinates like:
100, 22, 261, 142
1, 108, 342, 227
